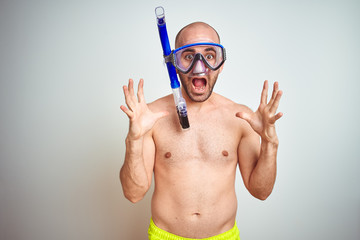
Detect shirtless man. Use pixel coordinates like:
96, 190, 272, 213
120, 22, 283, 240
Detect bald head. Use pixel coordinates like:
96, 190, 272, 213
175, 22, 220, 48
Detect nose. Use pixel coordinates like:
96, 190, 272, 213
192, 60, 206, 74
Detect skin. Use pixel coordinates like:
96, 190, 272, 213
176, 22, 221, 103
120, 23, 283, 238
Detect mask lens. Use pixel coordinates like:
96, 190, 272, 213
173, 44, 224, 73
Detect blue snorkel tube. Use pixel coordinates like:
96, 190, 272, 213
155, 6, 190, 129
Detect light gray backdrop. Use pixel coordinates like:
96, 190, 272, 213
1, 0, 359, 239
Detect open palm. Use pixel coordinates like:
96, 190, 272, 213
236, 80, 283, 143
120, 79, 168, 140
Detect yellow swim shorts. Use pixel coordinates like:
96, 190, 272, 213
148, 218, 240, 240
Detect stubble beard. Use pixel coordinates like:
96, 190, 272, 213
178, 71, 219, 102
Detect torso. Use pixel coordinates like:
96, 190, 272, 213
149, 93, 248, 238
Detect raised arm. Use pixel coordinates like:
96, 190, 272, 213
236, 80, 283, 200
119, 79, 168, 203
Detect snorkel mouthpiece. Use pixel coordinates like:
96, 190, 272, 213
155, 6, 190, 129
155, 7, 165, 25
172, 88, 190, 129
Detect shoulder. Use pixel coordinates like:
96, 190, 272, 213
148, 94, 173, 111
211, 93, 256, 136
211, 92, 254, 114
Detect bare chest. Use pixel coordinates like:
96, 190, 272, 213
153, 113, 241, 167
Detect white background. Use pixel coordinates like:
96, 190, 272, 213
1, 0, 359, 239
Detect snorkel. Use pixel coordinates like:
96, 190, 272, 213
155, 6, 190, 129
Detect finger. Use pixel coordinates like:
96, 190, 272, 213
273, 112, 283, 122
120, 105, 134, 119
269, 90, 283, 114
123, 85, 135, 110
270, 81, 279, 103
137, 78, 145, 103
260, 80, 269, 104
236, 112, 252, 124
128, 78, 136, 98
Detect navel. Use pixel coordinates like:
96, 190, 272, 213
165, 152, 172, 158
222, 150, 229, 157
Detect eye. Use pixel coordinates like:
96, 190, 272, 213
184, 54, 194, 61
206, 54, 214, 60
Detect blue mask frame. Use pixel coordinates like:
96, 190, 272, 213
166, 43, 226, 74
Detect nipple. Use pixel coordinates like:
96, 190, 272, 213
165, 152, 172, 158
222, 150, 229, 157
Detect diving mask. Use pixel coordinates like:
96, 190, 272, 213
165, 43, 226, 74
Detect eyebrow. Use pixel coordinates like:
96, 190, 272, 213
182, 47, 216, 53
182, 49, 196, 53
204, 47, 216, 52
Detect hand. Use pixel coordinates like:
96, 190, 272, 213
236, 80, 283, 143
120, 79, 168, 140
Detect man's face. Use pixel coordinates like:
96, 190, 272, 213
176, 25, 223, 102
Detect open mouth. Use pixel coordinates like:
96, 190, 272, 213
192, 78, 207, 92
